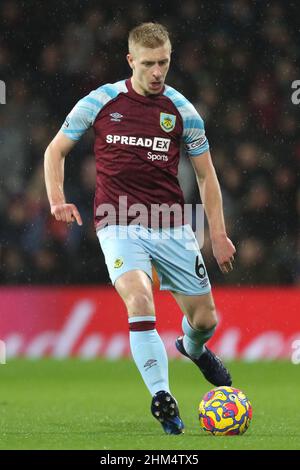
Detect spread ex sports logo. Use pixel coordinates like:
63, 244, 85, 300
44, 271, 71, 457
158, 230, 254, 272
106, 134, 171, 152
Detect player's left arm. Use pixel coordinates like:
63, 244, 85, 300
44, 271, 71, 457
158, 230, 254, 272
190, 150, 236, 273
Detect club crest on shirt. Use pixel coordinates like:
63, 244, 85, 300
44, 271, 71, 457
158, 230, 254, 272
160, 113, 176, 133
114, 258, 124, 269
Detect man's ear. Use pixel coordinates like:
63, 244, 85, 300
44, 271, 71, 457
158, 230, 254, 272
126, 53, 134, 70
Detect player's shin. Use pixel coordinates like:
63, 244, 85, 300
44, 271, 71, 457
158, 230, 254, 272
129, 316, 170, 396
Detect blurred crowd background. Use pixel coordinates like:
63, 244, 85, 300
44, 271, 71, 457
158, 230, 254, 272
0, 0, 299, 286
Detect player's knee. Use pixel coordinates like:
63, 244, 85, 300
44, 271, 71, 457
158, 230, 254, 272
190, 305, 218, 331
191, 317, 218, 331
126, 291, 155, 316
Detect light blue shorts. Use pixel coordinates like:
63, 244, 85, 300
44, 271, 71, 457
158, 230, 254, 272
97, 224, 211, 296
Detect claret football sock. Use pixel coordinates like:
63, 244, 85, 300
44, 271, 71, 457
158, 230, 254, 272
129, 316, 170, 396
182, 315, 216, 359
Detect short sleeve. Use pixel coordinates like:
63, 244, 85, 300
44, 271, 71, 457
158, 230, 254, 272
182, 106, 209, 157
163, 85, 209, 157
60, 89, 104, 141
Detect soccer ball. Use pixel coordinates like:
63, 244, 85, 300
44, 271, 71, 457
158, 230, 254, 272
198, 386, 252, 436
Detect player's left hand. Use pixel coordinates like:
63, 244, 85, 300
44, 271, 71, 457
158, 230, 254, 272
211, 234, 236, 274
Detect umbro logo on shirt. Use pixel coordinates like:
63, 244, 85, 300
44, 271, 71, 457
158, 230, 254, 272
110, 112, 123, 122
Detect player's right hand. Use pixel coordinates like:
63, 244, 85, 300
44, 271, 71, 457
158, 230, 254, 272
51, 203, 83, 226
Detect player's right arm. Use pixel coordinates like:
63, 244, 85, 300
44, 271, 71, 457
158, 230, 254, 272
44, 131, 83, 225
44, 85, 106, 225
44, 83, 121, 224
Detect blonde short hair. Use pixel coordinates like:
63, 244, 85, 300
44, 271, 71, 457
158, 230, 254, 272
128, 22, 171, 52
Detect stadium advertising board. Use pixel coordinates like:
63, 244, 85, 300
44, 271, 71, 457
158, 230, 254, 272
0, 287, 299, 360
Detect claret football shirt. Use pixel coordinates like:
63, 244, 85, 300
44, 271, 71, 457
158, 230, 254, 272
61, 78, 209, 228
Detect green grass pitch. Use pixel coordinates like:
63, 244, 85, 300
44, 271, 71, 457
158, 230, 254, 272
0, 359, 299, 450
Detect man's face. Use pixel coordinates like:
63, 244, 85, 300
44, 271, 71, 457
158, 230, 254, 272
127, 42, 171, 96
